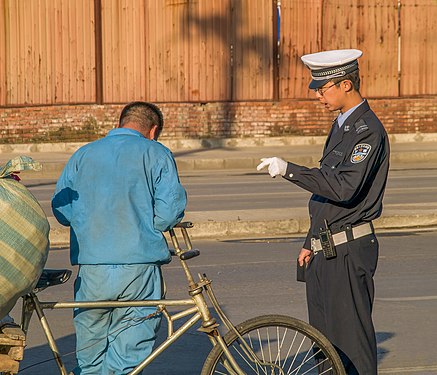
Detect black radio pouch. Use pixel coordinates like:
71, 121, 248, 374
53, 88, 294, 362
319, 220, 337, 259
296, 259, 306, 282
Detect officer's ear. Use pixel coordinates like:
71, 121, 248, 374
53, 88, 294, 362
342, 80, 354, 93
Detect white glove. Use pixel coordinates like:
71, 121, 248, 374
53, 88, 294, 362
256, 157, 288, 178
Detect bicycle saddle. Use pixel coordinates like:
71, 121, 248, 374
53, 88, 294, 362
34, 269, 72, 292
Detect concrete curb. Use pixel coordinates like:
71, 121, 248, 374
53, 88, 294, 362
2, 133, 437, 153
4, 134, 437, 179
4, 135, 436, 246
14, 148, 437, 181
48, 213, 437, 247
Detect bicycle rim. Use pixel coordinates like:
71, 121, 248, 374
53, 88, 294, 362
201, 314, 346, 375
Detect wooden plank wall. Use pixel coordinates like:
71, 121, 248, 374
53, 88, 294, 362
145, 0, 190, 102
321, 0, 399, 98
184, 0, 232, 102
400, 0, 437, 95
1, 0, 95, 106
231, 0, 274, 100
279, 0, 322, 99
0, 0, 436, 106
145, 0, 232, 102
145, 0, 273, 102
0, 0, 5, 105
102, 0, 147, 103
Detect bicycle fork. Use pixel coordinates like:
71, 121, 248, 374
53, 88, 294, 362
169, 225, 246, 375
21, 294, 69, 375
190, 276, 246, 375
202, 274, 285, 375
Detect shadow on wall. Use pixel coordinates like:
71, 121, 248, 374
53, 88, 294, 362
181, 1, 274, 139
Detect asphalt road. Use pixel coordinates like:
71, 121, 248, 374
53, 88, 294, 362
8, 229, 437, 374
23, 165, 437, 219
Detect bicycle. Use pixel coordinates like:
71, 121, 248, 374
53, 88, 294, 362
12, 222, 345, 374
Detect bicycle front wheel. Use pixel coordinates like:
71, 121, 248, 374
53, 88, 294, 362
201, 314, 345, 375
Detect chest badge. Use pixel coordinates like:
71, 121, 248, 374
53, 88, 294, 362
351, 143, 371, 164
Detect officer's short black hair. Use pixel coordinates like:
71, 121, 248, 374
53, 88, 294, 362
119, 101, 164, 139
332, 70, 361, 92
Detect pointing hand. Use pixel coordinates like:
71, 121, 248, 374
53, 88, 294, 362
256, 157, 288, 178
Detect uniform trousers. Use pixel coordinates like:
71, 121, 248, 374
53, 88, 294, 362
305, 234, 379, 374
72, 264, 162, 375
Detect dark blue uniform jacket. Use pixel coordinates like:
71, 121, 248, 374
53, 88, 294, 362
283, 100, 390, 248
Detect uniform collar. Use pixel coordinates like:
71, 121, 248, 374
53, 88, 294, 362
337, 100, 365, 128
106, 127, 146, 138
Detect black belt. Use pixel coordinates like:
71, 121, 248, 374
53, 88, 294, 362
311, 222, 373, 253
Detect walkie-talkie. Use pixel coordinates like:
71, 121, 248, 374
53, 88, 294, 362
319, 220, 337, 259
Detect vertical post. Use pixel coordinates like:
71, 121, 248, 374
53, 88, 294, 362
0, 0, 8, 105
397, 0, 401, 97
94, 0, 103, 104
320, 0, 325, 50
230, 0, 235, 102
272, 0, 280, 101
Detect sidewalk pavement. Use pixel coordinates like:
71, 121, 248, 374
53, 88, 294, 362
2, 134, 437, 245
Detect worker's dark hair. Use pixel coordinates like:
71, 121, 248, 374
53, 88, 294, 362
119, 101, 164, 139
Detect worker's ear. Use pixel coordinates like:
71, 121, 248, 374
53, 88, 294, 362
148, 125, 158, 140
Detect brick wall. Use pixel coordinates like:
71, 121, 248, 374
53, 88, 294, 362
0, 97, 436, 144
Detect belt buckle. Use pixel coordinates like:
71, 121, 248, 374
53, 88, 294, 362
311, 237, 316, 252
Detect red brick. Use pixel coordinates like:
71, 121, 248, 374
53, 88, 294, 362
0, 98, 437, 143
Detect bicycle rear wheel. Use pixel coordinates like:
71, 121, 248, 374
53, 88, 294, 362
201, 314, 345, 375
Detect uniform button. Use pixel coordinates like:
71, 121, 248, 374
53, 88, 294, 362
289, 173, 293, 178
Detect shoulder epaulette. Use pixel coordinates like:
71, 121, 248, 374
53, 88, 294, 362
354, 119, 369, 134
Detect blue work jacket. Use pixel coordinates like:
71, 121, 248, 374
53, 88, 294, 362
51, 128, 187, 265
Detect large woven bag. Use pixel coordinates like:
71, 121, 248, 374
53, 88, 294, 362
0, 156, 50, 318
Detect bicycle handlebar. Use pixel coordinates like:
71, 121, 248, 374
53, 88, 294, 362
169, 248, 200, 260
168, 222, 200, 260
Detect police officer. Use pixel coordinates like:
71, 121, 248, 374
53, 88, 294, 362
257, 49, 389, 374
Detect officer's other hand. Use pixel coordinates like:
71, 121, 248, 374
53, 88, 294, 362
298, 248, 312, 266
256, 157, 287, 178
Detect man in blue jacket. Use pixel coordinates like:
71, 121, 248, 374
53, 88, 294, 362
52, 101, 187, 374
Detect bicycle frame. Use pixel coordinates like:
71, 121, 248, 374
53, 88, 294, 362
19, 223, 246, 375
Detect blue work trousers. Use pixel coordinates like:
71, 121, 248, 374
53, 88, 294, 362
72, 264, 162, 374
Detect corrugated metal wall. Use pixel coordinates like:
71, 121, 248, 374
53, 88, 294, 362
181, 0, 232, 102
0, 0, 5, 105
144, 0, 272, 102
102, 0, 147, 102
279, 0, 322, 99
400, 0, 437, 95
231, 0, 274, 100
320, 0, 399, 98
146, 0, 190, 102
0, 0, 436, 106
0, 0, 96, 105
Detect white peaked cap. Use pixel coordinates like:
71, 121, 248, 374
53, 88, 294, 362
301, 49, 363, 89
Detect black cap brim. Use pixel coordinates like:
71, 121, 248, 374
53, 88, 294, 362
309, 78, 330, 90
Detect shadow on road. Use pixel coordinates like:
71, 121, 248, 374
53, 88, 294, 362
20, 334, 76, 374
20, 319, 212, 375
377, 331, 394, 365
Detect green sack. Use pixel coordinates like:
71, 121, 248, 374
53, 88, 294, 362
0, 156, 50, 318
